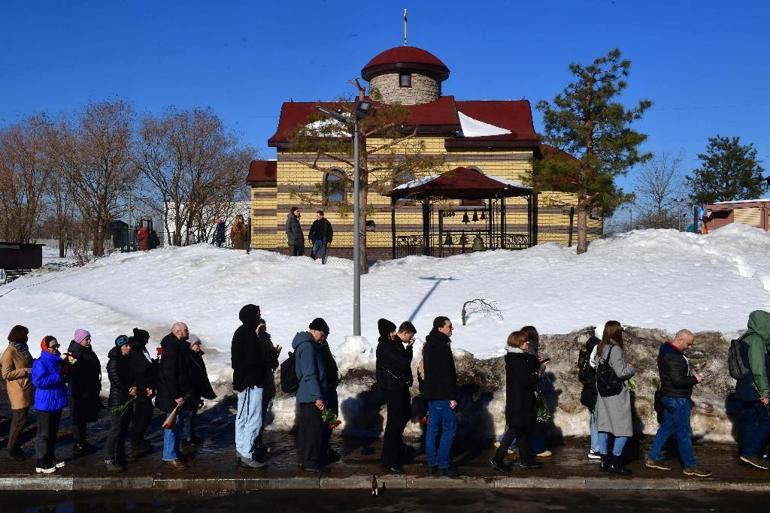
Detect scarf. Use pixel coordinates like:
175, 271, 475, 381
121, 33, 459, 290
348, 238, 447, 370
9, 340, 32, 363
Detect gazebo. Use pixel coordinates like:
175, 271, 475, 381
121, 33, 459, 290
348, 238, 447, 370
386, 167, 537, 258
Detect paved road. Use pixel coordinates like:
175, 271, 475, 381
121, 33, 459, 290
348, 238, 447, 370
3, 489, 769, 513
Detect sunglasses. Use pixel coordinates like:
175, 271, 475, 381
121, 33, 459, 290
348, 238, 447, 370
49, 344, 60, 349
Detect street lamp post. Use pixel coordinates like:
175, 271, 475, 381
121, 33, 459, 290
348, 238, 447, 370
317, 100, 371, 336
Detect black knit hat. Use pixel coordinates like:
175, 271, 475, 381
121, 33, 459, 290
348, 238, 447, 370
7, 325, 29, 343
309, 317, 330, 335
377, 318, 397, 337
132, 328, 150, 344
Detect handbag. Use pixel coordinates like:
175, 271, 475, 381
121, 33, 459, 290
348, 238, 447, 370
596, 345, 623, 397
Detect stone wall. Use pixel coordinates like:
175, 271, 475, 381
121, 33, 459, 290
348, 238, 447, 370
369, 72, 441, 105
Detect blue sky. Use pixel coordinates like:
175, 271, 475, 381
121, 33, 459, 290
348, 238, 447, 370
1, 0, 769, 195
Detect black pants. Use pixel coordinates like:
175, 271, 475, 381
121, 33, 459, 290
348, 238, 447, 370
105, 408, 133, 463
130, 397, 154, 445
71, 399, 94, 446
7, 408, 28, 451
290, 244, 304, 256
381, 388, 411, 468
35, 410, 62, 465
297, 403, 324, 468
493, 425, 533, 465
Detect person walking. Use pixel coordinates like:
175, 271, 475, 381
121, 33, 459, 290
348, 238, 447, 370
645, 329, 711, 477
309, 210, 334, 264
593, 320, 635, 475
184, 335, 216, 447
376, 319, 416, 474
136, 225, 149, 251
423, 316, 460, 477
31, 336, 68, 474
2, 325, 34, 461
230, 214, 248, 250
292, 318, 330, 473
490, 330, 543, 472
231, 304, 280, 469
128, 328, 157, 459
733, 310, 770, 470
214, 218, 226, 247
285, 207, 304, 256
104, 335, 136, 472
156, 322, 195, 469
67, 329, 102, 456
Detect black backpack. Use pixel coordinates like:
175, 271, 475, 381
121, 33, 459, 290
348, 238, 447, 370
577, 346, 596, 386
728, 336, 751, 380
280, 351, 299, 394
596, 345, 623, 397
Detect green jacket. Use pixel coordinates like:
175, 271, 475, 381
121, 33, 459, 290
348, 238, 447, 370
746, 310, 770, 397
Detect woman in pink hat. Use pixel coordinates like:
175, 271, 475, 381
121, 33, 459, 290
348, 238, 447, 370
66, 328, 102, 456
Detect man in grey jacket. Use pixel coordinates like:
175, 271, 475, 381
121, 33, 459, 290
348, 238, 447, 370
285, 207, 304, 256
292, 318, 330, 472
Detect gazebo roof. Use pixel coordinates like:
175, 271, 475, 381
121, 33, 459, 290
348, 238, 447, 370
387, 167, 532, 200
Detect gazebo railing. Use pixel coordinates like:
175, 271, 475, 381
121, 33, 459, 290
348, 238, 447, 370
395, 232, 530, 258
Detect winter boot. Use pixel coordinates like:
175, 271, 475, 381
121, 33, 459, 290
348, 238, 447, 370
599, 454, 611, 472
609, 455, 632, 476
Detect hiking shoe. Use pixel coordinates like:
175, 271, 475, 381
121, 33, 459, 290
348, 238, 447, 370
519, 461, 543, 470
489, 459, 513, 472
237, 456, 267, 470
53, 459, 66, 469
645, 458, 672, 471
164, 459, 189, 471
439, 466, 460, 477
35, 461, 56, 474
683, 467, 712, 478
588, 450, 602, 461
535, 450, 552, 458
740, 455, 769, 470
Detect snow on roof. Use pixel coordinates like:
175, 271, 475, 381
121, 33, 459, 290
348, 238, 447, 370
392, 174, 438, 191
457, 111, 512, 137
713, 199, 770, 205
484, 174, 530, 190
303, 118, 349, 137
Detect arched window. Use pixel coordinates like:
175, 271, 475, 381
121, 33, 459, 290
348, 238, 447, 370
324, 170, 346, 204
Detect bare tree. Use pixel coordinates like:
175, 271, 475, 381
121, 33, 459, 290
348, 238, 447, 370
133, 107, 254, 246
634, 153, 687, 229
48, 100, 137, 256
0, 115, 52, 242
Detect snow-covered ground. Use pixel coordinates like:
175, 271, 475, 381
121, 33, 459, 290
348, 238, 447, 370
1, 224, 770, 396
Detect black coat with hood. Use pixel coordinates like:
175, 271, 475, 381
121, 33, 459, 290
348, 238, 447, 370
67, 340, 102, 420
231, 305, 278, 392
155, 333, 196, 413
376, 335, 413, 391
422, 329, 457, 401
189, 349, 216, 402
503, 349, 540, 428
128, 328, 157, 394
106, 345, 134, 408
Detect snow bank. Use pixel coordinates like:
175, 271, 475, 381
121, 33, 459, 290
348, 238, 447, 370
1, 224, 769, 401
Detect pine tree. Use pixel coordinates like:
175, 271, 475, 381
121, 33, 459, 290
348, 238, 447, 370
535, 49, 651, 253
685, 135, 767, 204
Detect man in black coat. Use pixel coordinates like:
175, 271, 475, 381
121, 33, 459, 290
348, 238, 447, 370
128, 328, 157, 456
309, 210, 334, 264
376, 319, 416, 473
156, 322, 195, 469
231, 304, 280, 469
423, 316, 459, 476
104, 335, 136, 472
67, 329, 102, 456
646, 329, 711, 477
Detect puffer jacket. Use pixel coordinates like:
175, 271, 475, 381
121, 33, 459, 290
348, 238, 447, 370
32, 350, 68, 412
376, 335, 413, 391
106, 346, 134, 408
745, 310, 770, 398
657, 342, 697, 398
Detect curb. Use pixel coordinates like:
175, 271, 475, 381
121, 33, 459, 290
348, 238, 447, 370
1, 475, 769, 492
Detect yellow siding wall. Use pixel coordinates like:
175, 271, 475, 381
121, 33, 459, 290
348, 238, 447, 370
250, 137, 602, 251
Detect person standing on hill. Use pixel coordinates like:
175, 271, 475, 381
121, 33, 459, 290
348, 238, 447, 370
104, 335, 136, 472
67, 329, 102, 457
423, 316, 460, 477
230, 214, 248, 250
376, 319, 416, 474
128, 328, 157, 459
285, 207, 304, 256
136, 225, 149, 251
309, 210, 334, 264
2, 325, 34, 461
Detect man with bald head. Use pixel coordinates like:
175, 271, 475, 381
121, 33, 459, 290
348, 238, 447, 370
645, 329, 711, 477
156, 322, 196, 469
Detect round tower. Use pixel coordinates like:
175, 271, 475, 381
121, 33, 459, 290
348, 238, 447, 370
361, 46, 450, 105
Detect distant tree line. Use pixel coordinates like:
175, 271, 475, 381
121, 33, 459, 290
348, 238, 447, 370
0, 100, 255, 257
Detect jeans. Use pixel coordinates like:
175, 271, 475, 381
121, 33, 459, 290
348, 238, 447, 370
235, 386, 264, 459
162, 410, 191, 461
597, 431, 628, 457
590, 412, 601, 453
648, 396, 696, 468
739, 400, 770, 457
426, 400, 457, 469
310, 240, 327, 264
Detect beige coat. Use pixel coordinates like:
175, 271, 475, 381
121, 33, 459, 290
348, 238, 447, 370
2, 345, 34, 409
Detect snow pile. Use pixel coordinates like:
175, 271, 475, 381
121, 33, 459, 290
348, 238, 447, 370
1, 224, 769, 412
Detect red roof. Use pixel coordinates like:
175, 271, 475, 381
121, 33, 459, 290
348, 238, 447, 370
387, 167, 531, 200
246, 160, 277, 184
362, 46, 450, 81
445, 101, 539, 148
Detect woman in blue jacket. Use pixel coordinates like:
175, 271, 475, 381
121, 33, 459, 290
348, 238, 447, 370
32, 336, 69, 474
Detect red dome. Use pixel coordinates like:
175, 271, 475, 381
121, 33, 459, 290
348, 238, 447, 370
361, 46, 450, 81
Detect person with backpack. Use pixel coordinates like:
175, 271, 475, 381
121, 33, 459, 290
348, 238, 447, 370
292, 318, 331, 473
577, 330, 602, 461
231, 304, 280, 469
733, 310, 770, 470
593, 320, 635, 475
644, 329, 711, 477
376, 319, 416, 474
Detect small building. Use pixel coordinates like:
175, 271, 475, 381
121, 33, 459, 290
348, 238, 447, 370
705, 200, 770, 231
0, 242, 44, 270
248, 45, 602, 257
